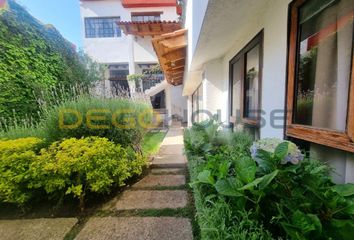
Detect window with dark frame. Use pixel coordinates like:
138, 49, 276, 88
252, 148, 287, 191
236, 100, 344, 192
286, 0, 354, 152
131, 12, 162, 22
229, 31, 263, 127
84, 17, 121, 38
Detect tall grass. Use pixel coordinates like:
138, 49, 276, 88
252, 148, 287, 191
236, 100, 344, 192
0, 84, 153, 150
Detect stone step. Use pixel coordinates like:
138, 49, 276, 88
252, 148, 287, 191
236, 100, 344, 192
115, 190, 188, 210
132, 175, 185, 188
158, 145, 184, 155
0, 218, 77, 240
151, 168, 186, 175
75, 217, 193, 240
152, 155, 187, 168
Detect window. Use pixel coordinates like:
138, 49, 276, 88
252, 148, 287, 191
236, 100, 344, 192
85, 17, 121, 38
109, 70, 129, 81
287, 0, 354, 152
229, 31, 263, 127
131, 12, 161, 22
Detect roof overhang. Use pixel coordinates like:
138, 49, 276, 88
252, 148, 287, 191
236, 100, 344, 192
121, 0, 177, 8
117, 21, 181, 37
152, 29, 187, 86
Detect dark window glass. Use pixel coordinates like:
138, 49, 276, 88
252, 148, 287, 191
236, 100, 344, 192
244, 44, 260, 120
84, 17, 121, 38
294, 0, 353, 131
109, 70, 129, 81
131, 14, 161, 22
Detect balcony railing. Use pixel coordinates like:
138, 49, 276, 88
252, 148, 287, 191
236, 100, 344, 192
142, 74, 164, 91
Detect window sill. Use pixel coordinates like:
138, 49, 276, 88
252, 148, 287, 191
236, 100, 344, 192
286, 124, 354, 153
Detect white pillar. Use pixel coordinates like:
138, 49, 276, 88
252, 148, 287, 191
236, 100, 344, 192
187, 95, 193, 127
165, 85, 172, 126
128, 35, 135, 74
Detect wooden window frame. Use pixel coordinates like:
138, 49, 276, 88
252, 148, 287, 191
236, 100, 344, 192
286, 0, 354, 153
229, 30, 264, 127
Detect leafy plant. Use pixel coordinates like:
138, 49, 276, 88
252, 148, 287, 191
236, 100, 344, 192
0, 138, 42, 205
32, 137, 145, 211
0, 0, 103, 125
185, 121, 354, 240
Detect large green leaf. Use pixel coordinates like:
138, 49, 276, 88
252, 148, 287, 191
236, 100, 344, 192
239, 170, 279, 191
332, 184, 354, 197
197, 170, 215, 185
274, 142, 289, 160
291, 210, 322, 235
255, 149, 275, 173
234, 156, 257, 184
259, 170, 279, 189
214, 177, 243, 197
217, 160, 231, 180
328, 219, 354, 240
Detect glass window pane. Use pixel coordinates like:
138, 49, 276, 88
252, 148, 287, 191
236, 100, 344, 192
85, 17, 121, 38
232, 58, 243, 119
244, 44, 260, 119
294, 0, 353, 131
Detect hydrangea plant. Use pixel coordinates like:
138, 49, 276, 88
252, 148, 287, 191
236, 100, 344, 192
250, 138, 304, 165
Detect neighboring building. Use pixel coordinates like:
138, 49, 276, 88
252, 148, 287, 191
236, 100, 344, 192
79, 0, 187, 123
153, 0, 354, 183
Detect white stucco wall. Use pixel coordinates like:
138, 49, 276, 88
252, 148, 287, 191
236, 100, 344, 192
184, 0, 209, 70
185, 0, 354, 183
202, 58, 228, 123
133, 37, 156, 63
170, 86, 188, 122
80, 0, 178, 65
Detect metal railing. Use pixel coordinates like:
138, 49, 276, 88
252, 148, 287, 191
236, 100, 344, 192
137, 73, 164, 92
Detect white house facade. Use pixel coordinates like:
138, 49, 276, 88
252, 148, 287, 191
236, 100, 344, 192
178, 0, 354, 183
79, 0, 188, 123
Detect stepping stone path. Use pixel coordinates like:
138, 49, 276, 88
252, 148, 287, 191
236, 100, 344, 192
0, 218, 77, 240
76, 123, 194, 240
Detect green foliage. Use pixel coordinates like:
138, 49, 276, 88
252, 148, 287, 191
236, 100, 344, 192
39, 97, 153, 150
0, 0, 103, 123
0, 138, 42, 205
32, 137, 145, 210
142, 131, 166, 155
0, 136, 147, 209
185, 121, 354, 240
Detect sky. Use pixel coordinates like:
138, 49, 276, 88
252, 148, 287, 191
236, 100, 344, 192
17, 0, 83, 49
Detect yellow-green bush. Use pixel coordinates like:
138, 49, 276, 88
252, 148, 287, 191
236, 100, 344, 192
0, 138, 42, 204
32, 137, 147, 210
0, 136, 147, 208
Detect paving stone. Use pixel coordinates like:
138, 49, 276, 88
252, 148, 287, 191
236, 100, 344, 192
115, 190, 188, 210
158, 144, 184, 155
151, 168, 185, 174
132, 175, 185, 188
0, 218, 77, 240
75, 217, 193, 240
152, 154, 187, 168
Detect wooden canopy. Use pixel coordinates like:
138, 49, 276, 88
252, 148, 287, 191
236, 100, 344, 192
152, 29, 187, 86
117, 21, 181, 37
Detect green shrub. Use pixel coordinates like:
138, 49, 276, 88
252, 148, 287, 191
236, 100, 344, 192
40, 97, 153, 150
32, 137, 146, 210
0, 1, 103, 123
185, 121, 354, 240
0, 137, 42, 205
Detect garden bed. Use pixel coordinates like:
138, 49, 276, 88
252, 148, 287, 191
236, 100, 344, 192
184, 120, 354, 240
